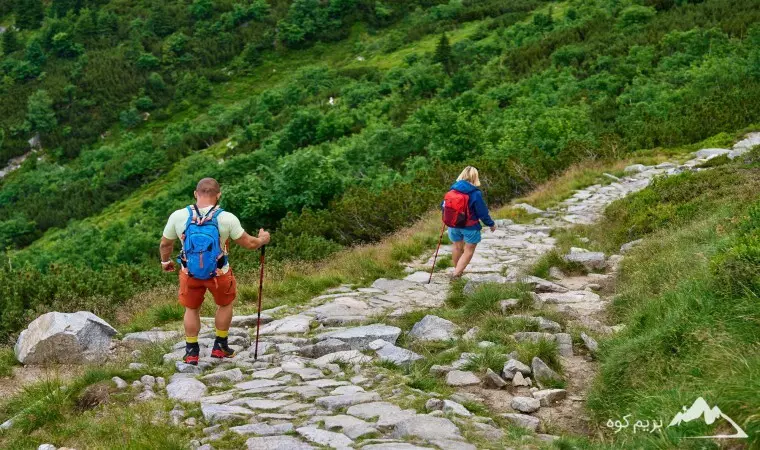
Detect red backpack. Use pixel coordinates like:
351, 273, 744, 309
442, 190, 479, 228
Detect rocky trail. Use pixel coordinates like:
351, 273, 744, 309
10, 143, 745, 449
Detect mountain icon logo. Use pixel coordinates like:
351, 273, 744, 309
668, 397, 748, 439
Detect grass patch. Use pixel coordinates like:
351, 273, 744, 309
435, 254, 453, 270
0, 347, 19, 378
529, 249, 586, 279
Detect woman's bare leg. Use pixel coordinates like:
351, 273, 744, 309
451, 241, 465, 269
453, 243, 477, 276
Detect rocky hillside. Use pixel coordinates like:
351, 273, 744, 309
3, 137, 757, 449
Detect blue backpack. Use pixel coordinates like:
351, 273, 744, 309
178, 205, 226, 280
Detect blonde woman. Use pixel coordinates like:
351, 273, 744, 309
442, 166, 496, 279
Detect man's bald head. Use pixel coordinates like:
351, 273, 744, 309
196, 178, 221, 197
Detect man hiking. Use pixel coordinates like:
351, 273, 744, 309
159, 178, 270, 365
442, 166, 496, 279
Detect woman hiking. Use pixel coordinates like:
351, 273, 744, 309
442, 166, 496, 279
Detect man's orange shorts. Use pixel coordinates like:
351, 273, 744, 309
178, 269, 237, 309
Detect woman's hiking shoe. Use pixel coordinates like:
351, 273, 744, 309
211, 338, 235, 359
183, 345, 200, 366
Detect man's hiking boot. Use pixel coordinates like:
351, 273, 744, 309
184, 345, 200, 366
211, 338, 235, 359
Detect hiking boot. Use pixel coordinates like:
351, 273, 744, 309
183, 345, 200, 366
211, 338, 235, 359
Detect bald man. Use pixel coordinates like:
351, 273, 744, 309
159, 178, 270, 365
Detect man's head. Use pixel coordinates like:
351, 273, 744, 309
194, 178, 221, 204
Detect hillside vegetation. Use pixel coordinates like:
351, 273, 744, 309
0, 0, 759, 343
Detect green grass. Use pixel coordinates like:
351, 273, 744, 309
581, 162, 760, 447
0, 347, 19, 378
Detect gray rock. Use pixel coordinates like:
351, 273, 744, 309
176, 361, 202, 374
235, 379, 285, 391
531, 357, 561, 385
316, 324, 401, 350
371, 278, 417, 292
14, 311, 117, 365
112, 376, 128, 389
167, 376, 208, 402
445, 370, 480, 386
296, 426, 353, 448
404, 271, 433, 283
555, 333, 574, 357
136, 389, 157, 402
37, 445, 56, 450
230, 422, 294, 436
532, 389, 567, 406
619, 239, 643, 254
298, 338, 351, 358
623, 164, 646, 173
258, 315, 313, 335
502, 413, 540, 431
430, 440, 476, 450
201, 403, 255, 424
245, 436, 316, 450
228, 398, 295, 410
513, 203, 544, 215
518, 276, 568, 293
512, 372, 529, 387
408, 315, 457, 341
315, 392, 381, 410
285, 367, 324, 381
511, 396, 540, 413
429, 364, 454, 376
122, 330, 181, 345
484, 368, 506, 388
580, 332, 599, 353
369, 339, 422, 366
391, 415, 462, 441
564, 249, 606, 271
140, 375, 156, 387
441, 400, 471, 417
346, 402, 417, 428
229, 314, 273, 328
200, 393, 235, 404
312, 350, 372, 367
201, 368, 244, 384
548, 267, 565, 279
285, 385, 324, 400
322, 414, 378, 439
462, 327, 479, 340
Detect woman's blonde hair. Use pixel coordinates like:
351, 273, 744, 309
456, 166, 481, 187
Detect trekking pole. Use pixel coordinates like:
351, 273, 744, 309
428, 223, 446, 284
253, 245, 266, 360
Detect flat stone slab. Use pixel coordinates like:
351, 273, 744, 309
363, 444, 434, 450
346, 402, 417, 428
445, 370, 480, 386
200, 368, 244, 384
296, 426, 354, 448
245, 436, 315, 450
323, 414, 378, 439
369, 339, 422, 366
230, 422, 294, 436
201, 403, 255, 424
502, 413, 540, 431
316, 324, 401, 350
404, 271, 432, 283
122, 330, 181, 345
391, 415, 462, 441
312, 350, 372, 367
228, 398, 295, 410
315, 392, 382, 410
258, 315, 313, 335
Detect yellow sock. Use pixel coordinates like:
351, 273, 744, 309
215, 329, 229, 339
186, 336, 198, 344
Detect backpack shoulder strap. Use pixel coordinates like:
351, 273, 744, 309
184, 205, 195, 229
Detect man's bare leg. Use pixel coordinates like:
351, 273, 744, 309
215, 301, 234, 332
453, 243, 477, 277
184, 306, 201, 338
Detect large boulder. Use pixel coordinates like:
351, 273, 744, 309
15, 311, 117, 365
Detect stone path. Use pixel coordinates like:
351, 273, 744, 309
117, 153, 714, 449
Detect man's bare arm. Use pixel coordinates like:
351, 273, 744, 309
233, 229, 271, 250
159, 237, 176, 272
